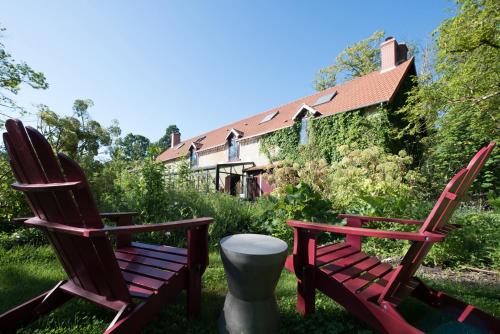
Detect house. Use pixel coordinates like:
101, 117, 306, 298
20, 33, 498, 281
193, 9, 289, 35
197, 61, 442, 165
157, 37, 416, 198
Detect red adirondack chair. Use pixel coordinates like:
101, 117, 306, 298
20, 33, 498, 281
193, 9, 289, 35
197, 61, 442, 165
285, 142, 499, 334
0, 119, 213, 333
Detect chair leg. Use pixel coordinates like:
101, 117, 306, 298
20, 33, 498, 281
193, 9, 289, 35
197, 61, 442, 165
411, 278, 500, 332
187, 268, 202, 318
0, 281, 72, 332
297, 274, 315, 317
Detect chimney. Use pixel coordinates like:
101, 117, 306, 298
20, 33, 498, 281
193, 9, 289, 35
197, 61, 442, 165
171, 132, 181, 148
380, 37, 408, 73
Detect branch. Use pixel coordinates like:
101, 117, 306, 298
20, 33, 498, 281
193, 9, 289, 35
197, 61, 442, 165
448, 39, 500, 53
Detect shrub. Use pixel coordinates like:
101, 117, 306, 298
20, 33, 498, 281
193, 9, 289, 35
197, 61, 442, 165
250, 182, 336, 244
427, 209, 500, 269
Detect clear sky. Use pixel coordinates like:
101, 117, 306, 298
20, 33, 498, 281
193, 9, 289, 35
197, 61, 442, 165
2, 1, 453, 142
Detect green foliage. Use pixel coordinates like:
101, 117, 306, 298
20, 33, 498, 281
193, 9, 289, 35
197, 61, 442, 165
313, 30, 386, 90
113, 133, 151, 161
260, 122, 300, 161
427, 209, 500, 269
251, 183, 336, 243
260, 107, 416, 165
36, 101, 117, 168
326, 146, 426, 215
309, 108, 391, 162
0, 152, 29, 223
0, 25, 48, 124
401, 0, 500, 196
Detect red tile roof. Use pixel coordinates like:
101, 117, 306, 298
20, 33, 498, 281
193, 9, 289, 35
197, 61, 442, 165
157, 58, 415, 162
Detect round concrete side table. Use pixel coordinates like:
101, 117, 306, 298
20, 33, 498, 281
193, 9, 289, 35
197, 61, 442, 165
218, 233, 288, 334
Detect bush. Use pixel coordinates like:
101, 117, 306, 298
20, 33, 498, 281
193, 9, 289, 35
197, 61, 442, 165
250, 182, 336, 244
427, 209, 500, 269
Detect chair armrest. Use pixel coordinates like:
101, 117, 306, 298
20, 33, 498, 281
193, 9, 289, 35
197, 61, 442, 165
287, 220, 444, 242
22, 217, 213, 238
100, 212, 138, 220
23, 218, 99, 237
97, 217, 213, 236
11, 181, 83, 192
338, 214, 424, 225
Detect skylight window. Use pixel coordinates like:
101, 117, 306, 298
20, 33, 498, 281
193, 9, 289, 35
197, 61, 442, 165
259, 111, 279, 124
195, 136, 206, 142
313, 91, 337, 106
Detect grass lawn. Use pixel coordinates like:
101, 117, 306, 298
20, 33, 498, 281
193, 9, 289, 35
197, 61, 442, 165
0, 244, 498, 333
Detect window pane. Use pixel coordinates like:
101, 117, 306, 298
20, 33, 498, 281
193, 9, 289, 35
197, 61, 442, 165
228, 137, 239, 161
300, 118, 308, 144
190, 149, 198, 167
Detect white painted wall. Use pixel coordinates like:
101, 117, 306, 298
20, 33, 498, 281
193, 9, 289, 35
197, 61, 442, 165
163, 136, 270, 169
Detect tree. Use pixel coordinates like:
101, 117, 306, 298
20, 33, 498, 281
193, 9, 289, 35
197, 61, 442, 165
0, 25, 48, 124
156, 125, 180, 151
37, 100, 118, 166
313, 31, 386, 91
401, 0, 499, 196
114, 133, 151, 161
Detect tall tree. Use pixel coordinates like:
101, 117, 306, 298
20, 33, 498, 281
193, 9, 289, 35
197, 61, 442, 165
401, 0, 499, 195
37, 100, 118, 166
114, 133, 151, 161
0, 25, 48, 124
313, 31, 386, 91
156, 124, 180, 151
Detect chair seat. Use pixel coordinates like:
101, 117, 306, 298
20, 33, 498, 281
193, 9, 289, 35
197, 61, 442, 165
115, 242, 188, 298
316, 242, 397, 301
285, 242, 409, 304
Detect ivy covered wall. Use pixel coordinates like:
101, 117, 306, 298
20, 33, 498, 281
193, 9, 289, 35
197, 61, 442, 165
259, 105, 415, 164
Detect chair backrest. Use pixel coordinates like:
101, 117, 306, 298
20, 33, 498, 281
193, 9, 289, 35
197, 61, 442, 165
379, 142, 495, 304
3, 119, 130, 303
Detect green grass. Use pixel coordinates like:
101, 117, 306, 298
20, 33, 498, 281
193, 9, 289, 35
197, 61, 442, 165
0, 245, 498, 333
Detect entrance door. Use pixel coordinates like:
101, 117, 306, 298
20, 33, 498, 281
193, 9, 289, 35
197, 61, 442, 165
224, 175, 241, 196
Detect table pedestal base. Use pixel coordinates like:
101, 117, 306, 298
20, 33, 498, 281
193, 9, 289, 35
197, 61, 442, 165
218, 292, 279, 334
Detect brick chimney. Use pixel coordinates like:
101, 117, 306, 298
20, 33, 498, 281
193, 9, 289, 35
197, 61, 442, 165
171, 132, 181, 148
380, 37, 408, 73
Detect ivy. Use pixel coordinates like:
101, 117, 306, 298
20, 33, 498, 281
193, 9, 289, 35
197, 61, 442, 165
260, 122, 301, 161
261, 107, 397, 163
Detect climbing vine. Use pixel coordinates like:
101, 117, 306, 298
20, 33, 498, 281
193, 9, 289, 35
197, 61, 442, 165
260, 107, 398, 163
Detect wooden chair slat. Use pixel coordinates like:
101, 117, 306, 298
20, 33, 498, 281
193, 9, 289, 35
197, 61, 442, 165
320, 252, 369, 276
344, 262, 393, 292
122, 272, 165, 291
316, 246, 359, 266
316, 242, 350, 257
332, 256, 380, 283
117, 260, 176, 281
115, 251, 185, 272
117, 247, 188, 265
130, 242, 188, 256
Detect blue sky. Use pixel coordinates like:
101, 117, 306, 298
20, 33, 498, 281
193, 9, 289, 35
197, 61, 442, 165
2, 1, 453, 142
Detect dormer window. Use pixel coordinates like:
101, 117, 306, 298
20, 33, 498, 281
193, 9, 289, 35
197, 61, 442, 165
228, 134, 239, 161
189, 147, 198, 167
293, 104, 319, 145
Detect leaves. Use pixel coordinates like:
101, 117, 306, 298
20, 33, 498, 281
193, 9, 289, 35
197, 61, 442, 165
313, 30, 386, 91
400, 0, 500, 195
0, 25, 48, 123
